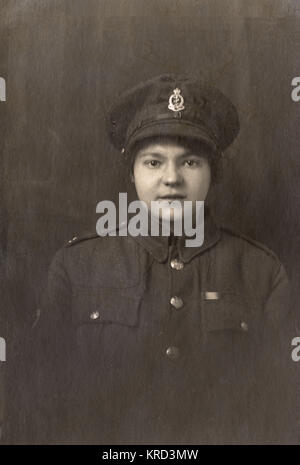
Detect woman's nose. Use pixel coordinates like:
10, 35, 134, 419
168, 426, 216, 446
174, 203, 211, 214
162, 163, 182, 186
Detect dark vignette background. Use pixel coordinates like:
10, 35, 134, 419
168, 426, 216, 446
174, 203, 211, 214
1, 0, 300, 443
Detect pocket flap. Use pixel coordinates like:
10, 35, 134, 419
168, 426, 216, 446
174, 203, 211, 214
72, 286, 143, 327
202, 293, 258, 332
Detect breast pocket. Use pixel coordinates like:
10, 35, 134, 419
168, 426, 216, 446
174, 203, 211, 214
72, 287, 143, 327
71, 286, 144, 369
201, 292, 262, 354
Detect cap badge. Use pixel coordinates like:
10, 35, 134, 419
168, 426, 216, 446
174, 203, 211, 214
168, 88, 185, 112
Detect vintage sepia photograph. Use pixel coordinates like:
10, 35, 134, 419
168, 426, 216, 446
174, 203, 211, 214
0, 0, 300, 449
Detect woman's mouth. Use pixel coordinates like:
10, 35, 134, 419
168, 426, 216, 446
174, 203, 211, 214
157, 195, 186, 202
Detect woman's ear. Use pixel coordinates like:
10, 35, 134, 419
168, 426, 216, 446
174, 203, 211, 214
130, 171, 135, 184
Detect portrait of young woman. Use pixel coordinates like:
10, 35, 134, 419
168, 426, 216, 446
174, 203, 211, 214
33, 74, 296, 445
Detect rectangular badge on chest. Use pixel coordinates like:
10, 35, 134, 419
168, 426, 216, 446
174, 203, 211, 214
202, 291, 220, 300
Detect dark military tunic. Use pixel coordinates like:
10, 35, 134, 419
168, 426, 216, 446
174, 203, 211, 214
36, 211, 295, 444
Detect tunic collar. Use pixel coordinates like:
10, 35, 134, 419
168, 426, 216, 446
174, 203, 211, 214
132, 207, 221, 263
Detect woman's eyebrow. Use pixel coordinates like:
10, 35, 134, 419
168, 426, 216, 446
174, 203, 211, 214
139, 151, 164, 158
179, 151, 205, 158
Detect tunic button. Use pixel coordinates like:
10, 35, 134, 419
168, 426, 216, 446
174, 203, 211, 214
170, 296, 184, 309
166, 346, 180, 360
170, 258, 184, 270
240, 321, 248, 331
90, 311, 100, 320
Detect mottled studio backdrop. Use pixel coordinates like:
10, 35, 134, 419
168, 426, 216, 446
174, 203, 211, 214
1, 0, 300, 355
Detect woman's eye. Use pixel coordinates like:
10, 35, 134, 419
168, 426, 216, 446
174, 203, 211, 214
184, 159, 198, 167
145, 160, 161, 168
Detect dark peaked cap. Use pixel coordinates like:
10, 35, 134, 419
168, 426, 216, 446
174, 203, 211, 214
106, 74, 240, 155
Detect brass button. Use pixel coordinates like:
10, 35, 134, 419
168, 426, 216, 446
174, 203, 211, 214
170, 258, 184, 270
90, 311, 100, 320
240, 321, 248, 331
166, 346, 180, 360
170, 296, 183, 309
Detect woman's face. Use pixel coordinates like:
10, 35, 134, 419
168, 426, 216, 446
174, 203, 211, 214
132, 139, 212, 221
